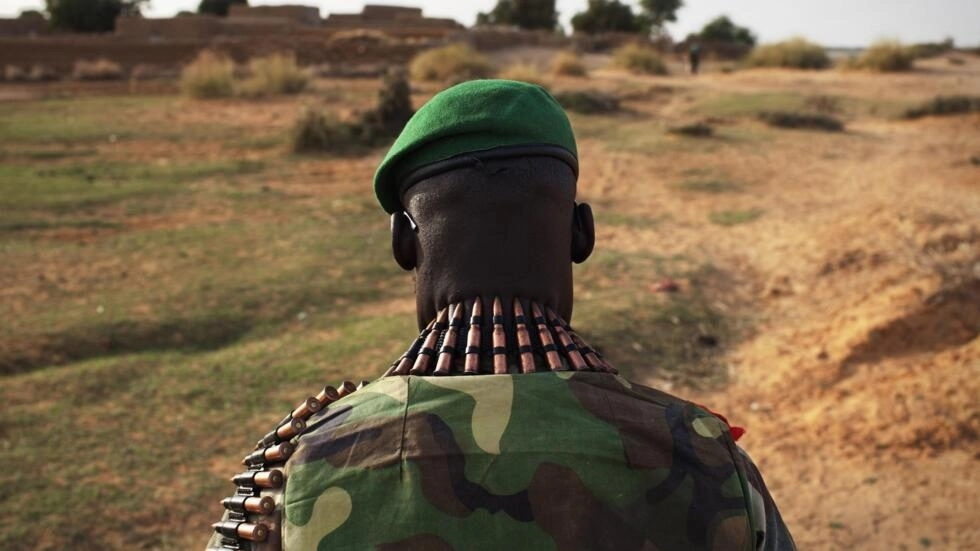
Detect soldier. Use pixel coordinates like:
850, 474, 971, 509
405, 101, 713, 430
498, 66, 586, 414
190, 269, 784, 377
208, 80, 795, 550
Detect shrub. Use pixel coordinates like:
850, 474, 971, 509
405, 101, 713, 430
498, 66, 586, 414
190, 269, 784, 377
71, 58, 123, 81
552, 89, 619, 114
27, 64, 58, 82
904, 96, 980, 119
908, 38, 954, 59
292, 67, 415, 154
290, 108, 353, 153
3, 65, 26, 82
745, 38, 830, 70
551, 51, 588, 77
667, 122, 713, 137
409, 44, 494, 83
849, 40, 914, 72
498, 63, 546, 86
612, 43, 668, 75
180, 51, 235, 99
758, 111, 844, 132
242, 53, 310, 97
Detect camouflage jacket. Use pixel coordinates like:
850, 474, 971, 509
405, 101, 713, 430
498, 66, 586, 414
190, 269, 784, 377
267, 371, 795, 551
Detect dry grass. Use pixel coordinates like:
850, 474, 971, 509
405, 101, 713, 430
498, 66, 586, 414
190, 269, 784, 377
745, 38, 831, 70
904, 96, 980, 119
552, 89, 620, 114
409, 43, 495, 83
242, 53, 310, 97
846, 40, 915, 72
179, 51, 235, 99
612, 43, 668, 75
498, 62, 546, 86
71, 58, 123, 81
551, 51, 588, 77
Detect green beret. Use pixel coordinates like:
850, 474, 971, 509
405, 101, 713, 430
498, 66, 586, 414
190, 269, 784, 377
374, 79, 578, 213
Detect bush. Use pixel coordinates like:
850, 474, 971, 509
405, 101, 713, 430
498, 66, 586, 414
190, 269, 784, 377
292, 67, 415, 154
849, 40, 914, 72
551, 51, 588, 77
758, 111, 844, 132
612, 43, 668, 75
409, 44, 494, 83
908, 38, 954, 59
180, 51, 235, 99
242, 53, 310, 97
552, 89, 619, 114
498, 63, 546, 86
667, 122, 713, 137
904, 96, 980, 119
71, 58, 123, 81
745, 38, 830, 69
3, 65, 26, 82
290, 108, 353, 153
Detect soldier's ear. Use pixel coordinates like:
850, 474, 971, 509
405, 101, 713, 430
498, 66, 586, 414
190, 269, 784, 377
391, 212, 417, 271
571, 202, 595, 264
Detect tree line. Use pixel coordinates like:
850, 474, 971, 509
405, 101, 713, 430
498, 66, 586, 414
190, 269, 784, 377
36, 0, 755, 48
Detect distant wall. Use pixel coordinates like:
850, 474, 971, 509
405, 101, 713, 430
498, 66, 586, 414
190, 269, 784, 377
227, 5, 321, 26
0, 16, 49, 37
0, 36, 207, 73
115, 15, 220, 40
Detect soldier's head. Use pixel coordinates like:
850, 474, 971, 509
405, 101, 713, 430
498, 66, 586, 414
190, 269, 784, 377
375, 80, 595, 329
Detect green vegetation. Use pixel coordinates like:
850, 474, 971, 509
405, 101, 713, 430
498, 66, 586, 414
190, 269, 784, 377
571, 0, 644, 34
612, 43, 668, 75
408, 43, 494, 83
709, 208, 764, 226
291, 68, 414, 154
745, 38, 831, 69
477, 0, 558, 30
697, 15, 755, 47
847, 40, 915, 72
179, 50, 235, 99
45, 0, 147, 33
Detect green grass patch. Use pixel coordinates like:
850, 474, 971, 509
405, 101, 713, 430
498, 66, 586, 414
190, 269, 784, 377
674, 179, 743, 193
709, 208, 764, 226
695, 92, 807, 117
0, 160, 265, 215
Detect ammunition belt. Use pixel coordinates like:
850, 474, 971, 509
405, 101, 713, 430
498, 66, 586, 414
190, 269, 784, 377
210, 297, 615, 549
384, 296, 616, 377
209, 380, 367, 550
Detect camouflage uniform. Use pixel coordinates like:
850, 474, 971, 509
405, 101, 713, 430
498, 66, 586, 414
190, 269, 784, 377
280, 372, 795, 550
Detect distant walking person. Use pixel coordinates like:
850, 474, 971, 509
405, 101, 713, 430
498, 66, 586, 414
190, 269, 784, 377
689, 41, 702, 74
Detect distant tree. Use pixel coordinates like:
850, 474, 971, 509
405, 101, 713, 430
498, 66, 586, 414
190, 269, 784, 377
638, 0, 683, 35
198, 0, 247, 17
698, 15, 756, 47
18, 9, 46, 19
477, 0, 557, 31
45, 0, 147, 33
571, 0, 642, 34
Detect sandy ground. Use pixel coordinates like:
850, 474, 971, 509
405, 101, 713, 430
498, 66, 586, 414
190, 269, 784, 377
601, 60, 979, 550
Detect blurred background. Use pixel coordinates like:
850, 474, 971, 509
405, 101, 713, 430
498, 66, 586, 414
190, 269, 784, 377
0, 1, 977, 549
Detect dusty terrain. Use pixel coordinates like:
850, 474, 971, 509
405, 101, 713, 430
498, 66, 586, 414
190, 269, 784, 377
0, 53, 977, 550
